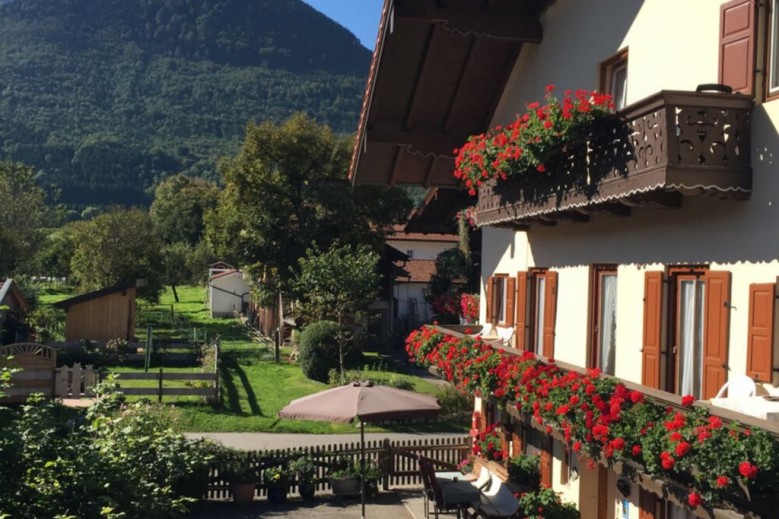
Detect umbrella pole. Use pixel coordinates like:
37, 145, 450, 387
361, 419, 366, 519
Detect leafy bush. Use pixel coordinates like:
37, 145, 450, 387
0, 391, 214, 518
299, 321, 341, 382
517, 487, 580, 519
435, 384, 472, 422
508, 453, 540, 489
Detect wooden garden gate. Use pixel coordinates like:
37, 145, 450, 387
0, 343, 57, 403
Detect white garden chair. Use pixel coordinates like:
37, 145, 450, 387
713, 375, 757, 399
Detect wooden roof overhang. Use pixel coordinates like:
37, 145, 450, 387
349, 0, 553, 188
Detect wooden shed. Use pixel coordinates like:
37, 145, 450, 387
53, 282, 136, 342
0, 279, 29, 345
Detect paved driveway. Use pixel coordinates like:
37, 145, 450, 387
189, 489, 424, 518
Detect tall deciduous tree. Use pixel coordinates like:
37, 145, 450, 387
69, 209, 164, 300
0, 162, 50, 277
150, 174, 219, 245
206, 113, 410, 304
293, 241, 380, 378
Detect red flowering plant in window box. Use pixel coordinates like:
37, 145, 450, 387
453, 85, 614, 196
459, 293, 479, 324
473, 423, 507, 462
404, 324, 779, 511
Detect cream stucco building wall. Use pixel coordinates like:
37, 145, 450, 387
476, 0, 779, 513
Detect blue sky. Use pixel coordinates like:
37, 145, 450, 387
301, 0, 384, 50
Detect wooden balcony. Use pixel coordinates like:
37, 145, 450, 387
476, 90, 754, 228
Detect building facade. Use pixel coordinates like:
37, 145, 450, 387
351, 0, 779, 517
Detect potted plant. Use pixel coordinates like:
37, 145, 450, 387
263, 464, 289, 503
290, 455, 317, 500
508, 453, 540, 490
222, 459, 258, 503
328, 456, 361, 496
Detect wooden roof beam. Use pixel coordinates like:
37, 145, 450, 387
403, 25, 438, 131
367, 128, 463, 157
394, 6, 543, 43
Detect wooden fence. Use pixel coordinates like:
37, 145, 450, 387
0, 343, 57, 403
206, 435, 470, 500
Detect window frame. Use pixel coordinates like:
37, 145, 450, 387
588, 265, 618, 374
529, 269, 549, 355
599, 49, 628, 109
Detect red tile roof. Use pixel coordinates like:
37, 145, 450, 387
397, 260, 438, 283
388, 225, 459, 243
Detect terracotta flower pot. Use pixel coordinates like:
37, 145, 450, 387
231, 482, 255, 503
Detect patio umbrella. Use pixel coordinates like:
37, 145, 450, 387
279, 380, 440, 519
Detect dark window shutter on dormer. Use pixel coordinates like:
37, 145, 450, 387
719, 0, 757, 94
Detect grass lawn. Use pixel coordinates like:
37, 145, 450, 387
120, 286, 467, 434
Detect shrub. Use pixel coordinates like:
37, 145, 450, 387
508, 453, 540, 489
435, 384, 472, 422
299, 321, 341, 382
517, 487, 580, 519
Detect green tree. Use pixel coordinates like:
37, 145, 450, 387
151, 174, 219, 245
293, 241, 380, 378
69, 209, 164, 300
0, 162, 50, 277
206, 113, 410, 304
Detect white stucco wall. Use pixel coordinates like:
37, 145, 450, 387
479, 0, 779, 390
493, 0, 722, 127
386, 239, 458, 261
209, 273, 250, 317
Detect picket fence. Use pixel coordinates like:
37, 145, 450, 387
206, 435, 471, 500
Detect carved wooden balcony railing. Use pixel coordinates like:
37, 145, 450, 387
476, 90, 754, 228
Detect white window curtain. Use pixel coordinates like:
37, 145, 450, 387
533, 277, 546, 354
679, 280, 705, 398
599, 274, 617, 375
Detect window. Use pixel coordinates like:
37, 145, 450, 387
486, 275, 516, 326
590, 266, 618, 375
674, 272, 706, 398
516, 270, 558, 357
599, 49, 628, 109
560, 444, 574, 485
642, 268, 730, 400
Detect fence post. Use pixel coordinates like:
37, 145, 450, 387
381, 438, 391, 491
158, 367, 164, 403
214, 337, 221, 403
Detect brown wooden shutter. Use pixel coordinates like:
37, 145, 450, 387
515, 272, 528, 350
719, 0, 756, 94
639, 488, 658, 519
642, 271, 664, 389
703, 271, 731, 400
747, 283, 774, 383
485, 276, 494, 325
540, 437, 552, 488
505, 277, 516, 327
542, 271, 558, 358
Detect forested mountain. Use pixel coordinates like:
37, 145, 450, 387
0, 0, 370, 205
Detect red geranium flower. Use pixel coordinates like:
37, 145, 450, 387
688, 492, 702, 508
715, 476, 730, 488
681, 395, 695, 407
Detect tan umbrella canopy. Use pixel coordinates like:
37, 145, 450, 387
279, 381, 441, 519
279, 380, 441, 423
